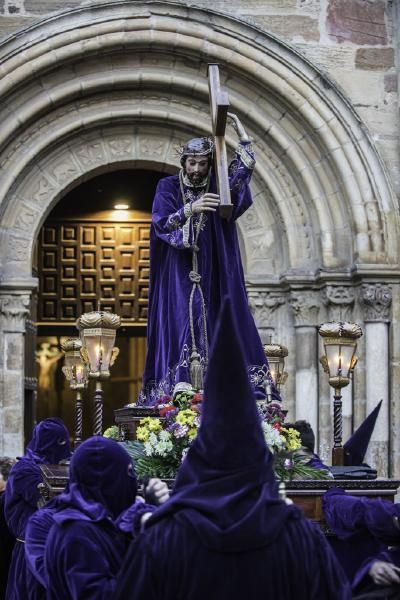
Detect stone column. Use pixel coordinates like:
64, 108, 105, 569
390, 283, 400, 479
289, 291, 320, 441
0, 290, 30, 457
322, 285, 356, 449
361, 283, 392, 476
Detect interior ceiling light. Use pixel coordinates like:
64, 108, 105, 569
114, 203, 130, 210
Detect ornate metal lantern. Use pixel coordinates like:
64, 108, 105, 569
61, 338, 88, 390
318, 321, 363, 465
263, 342, 288, 401
76, 310, 121, 435
61, 337, 88, 448
76, 311, 121, 379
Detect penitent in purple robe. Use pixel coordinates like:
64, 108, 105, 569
115, 299, 351, 600
138, 141, 276, 405
44, 437, 138, 600
323, 488, 400, 590
4, 418, 70, 600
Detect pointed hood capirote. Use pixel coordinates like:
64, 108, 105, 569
344, 400, 383, 466
146, 298, 299, 552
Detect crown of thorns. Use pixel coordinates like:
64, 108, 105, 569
177, 137, 215, 158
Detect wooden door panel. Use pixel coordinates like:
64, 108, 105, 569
38, 220, 151, 323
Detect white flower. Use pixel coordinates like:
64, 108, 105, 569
144, 441, 154, 456
148, 432, 158, 445
154, 439, 174, 457
262, 421, 285, 453
159, 430, 172, 442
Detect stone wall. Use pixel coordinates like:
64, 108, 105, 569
0, 0, 397, 195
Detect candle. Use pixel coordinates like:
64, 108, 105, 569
95, 345, 103, 371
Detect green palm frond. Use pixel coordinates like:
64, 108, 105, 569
274, 452, 331, 481
135, 455, 178, 479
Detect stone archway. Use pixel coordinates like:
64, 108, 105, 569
0, 1, 398, 473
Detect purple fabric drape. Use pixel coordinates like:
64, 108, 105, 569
138, 143, 277, 405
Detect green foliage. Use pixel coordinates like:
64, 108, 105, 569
120, 440, 146, 460
173, 390, 195, 410
103, 425, 120, 440
134, 454, 178, 479
274, 452, 332, 482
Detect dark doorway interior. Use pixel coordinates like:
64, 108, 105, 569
33, 168, 166, 441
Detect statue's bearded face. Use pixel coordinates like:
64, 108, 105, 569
183, 155, 210, 185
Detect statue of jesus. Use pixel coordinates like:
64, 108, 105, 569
137, 113, 278, 406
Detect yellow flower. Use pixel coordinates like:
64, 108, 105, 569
280, 427, 301, 452
188, 427, 198, 440
148, 418, 162, 432
138, 417, 162, 433
136, 426, 149, 442
176, 409, 196, 427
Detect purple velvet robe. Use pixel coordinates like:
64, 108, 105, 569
25, 503, 56, 591
0, 492, 14, 600
322, 488, 394, 583
139, 143, 274, 404
352, 547, 400, 597
4, 459, 45, 600
25, 498, 154, 593
45, 516, 127, 600
114, 516, 351, 600
4, 418, 70, 600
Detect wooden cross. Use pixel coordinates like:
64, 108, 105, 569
207, 64, 233, 220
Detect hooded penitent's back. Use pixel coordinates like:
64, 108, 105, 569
146, 298, 297, 552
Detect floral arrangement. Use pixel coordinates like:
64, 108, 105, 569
126, 394, 330, 481
259, 402, 302, 453
132, 390, 202, 479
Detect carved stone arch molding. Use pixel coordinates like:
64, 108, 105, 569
0, 0, 398, 291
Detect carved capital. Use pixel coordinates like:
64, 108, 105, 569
247, 291, 285, 328
322, 285, 355, 321
289, 291, 320, 326
0, 293, 30, 332
361, 283, 392, 322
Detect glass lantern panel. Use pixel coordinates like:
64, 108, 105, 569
82, 329, 116, 373
325, 344, 340, 377
338, 344, 355, 377
325, 343, 355, 377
